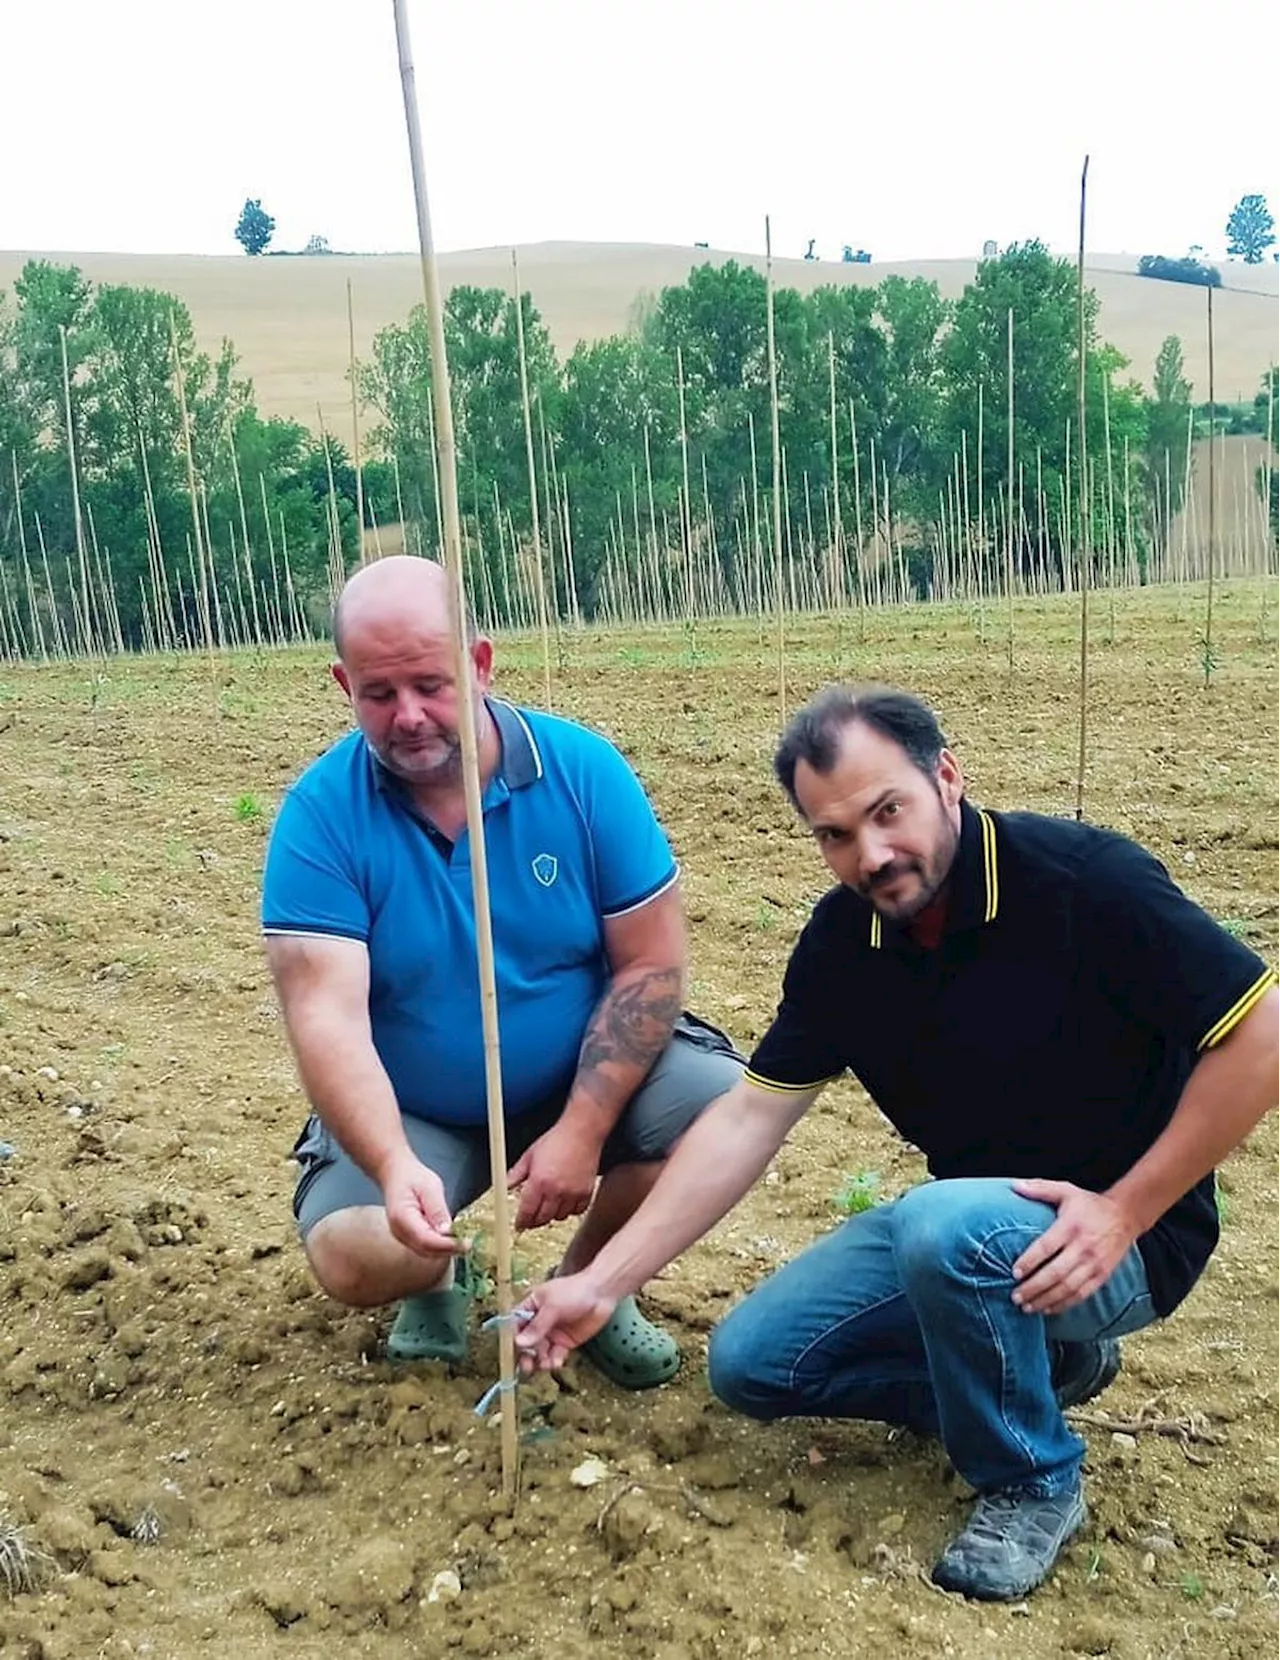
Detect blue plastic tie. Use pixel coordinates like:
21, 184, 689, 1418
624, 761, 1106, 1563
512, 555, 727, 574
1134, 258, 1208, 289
473, 1307, 534, 1416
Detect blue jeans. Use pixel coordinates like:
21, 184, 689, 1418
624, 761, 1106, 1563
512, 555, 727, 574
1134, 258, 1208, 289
707, 1177, 1157, 1498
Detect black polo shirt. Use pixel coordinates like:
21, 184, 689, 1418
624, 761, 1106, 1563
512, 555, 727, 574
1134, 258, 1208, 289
747, 799, 1276, 1316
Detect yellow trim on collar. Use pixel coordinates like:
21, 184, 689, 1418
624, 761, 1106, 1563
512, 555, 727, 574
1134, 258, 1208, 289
1197, 968, 1277, 1051
869, 911, 882, 949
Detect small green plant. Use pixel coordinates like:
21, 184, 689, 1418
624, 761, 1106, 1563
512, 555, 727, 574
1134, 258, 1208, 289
834, 1169, 882, 1216
94, 872, 121, 897
1180, 1570, 1205, 1600
1084, 1547, 1103, 1583
754, 903, 778, 932
234, 792, 264, 824
1195, 630, 1220, 686
1218, 916, 1249, 941
679, 619, 707, 668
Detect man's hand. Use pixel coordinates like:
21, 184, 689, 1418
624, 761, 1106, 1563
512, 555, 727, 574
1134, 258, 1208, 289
507, 1123, 602, 1231
381, 1152, 469, 1259
1010, 1179, 1139, 1315
514, 1271, 618, 1372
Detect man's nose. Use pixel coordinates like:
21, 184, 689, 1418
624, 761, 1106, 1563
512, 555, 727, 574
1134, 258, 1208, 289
392, 692, 425, 727
860, 831, 895, 877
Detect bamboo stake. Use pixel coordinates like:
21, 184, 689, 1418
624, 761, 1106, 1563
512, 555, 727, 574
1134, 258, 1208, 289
228, 427, 263, 645
676, 344, 695, 618
512, 250, 552, 706
11, 452, 47, 662
170, 312, 216, 670
1102, 371, 1116, 642
765, 216, 785, 703
827, 332, 845, 613
347, 279, 367, 566
35, 513, 68, 657
258, 474, 285, 643
1265, 368, 1276, 574
394, 0, 518, 1500
59, 325, 95, 656
848, 399, 866, 635
1073, 155, 1090, 821
1005, 307, 1015, 673
1203, 285, 1216, 687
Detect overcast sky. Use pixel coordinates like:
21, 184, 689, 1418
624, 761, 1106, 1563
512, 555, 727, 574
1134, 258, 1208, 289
2, 0, 1277, 265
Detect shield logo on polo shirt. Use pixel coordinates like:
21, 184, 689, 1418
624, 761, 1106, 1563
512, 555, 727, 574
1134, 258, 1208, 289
532, 853, 558, 888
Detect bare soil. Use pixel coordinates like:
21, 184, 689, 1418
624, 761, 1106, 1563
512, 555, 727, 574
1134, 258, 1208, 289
0, 583, 1276, 1659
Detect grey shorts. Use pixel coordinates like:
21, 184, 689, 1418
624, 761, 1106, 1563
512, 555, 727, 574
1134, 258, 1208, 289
291, 1012, 744, 1239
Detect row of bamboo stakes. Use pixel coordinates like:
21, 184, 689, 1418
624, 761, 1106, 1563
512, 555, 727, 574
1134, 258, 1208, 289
1, 198, 1275, 668
2, 378, 1273, 667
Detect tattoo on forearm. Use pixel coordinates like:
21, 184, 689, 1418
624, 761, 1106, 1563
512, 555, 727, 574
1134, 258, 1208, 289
578, 968, 682, 1086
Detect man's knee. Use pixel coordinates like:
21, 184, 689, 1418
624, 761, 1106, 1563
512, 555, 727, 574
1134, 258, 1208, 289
892, 1178, 1047, 1286
707, 1310, 787, 1420
304, 1210, 449, 1307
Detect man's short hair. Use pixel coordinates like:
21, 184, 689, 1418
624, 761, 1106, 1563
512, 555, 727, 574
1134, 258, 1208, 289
331, 585, 480, 660
774, 684, 948, 811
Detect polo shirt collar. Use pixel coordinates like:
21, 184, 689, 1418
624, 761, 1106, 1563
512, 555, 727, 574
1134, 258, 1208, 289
368, 696, 544, 796
868, 797, 999, 950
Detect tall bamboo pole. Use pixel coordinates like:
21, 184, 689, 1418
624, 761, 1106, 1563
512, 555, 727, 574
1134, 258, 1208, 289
1073, 155, 1090, 821
59, 325, 94, 656
1265, 368, 1275, 574
512, 251, 552, 706
1005, 307, 1015, 672
765, 216, 785, 703
11, 452, 47, 662
676, 344, 695, 619
1203, 284, 1217, 687
393, 0, 518, 1500
827, 332, 845, 613
347, 278, 367, 566
170, 312, 216, 668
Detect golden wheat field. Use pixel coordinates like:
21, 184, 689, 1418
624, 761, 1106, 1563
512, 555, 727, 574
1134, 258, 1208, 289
0, 243, 1275, 435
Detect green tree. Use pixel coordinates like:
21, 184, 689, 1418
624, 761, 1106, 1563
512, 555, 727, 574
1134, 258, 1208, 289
360, 286, 559, 578
1225, 194, 1276, 265
1145, 336, 1192, 553
234, 199, 276, 257
929, 242, 1142, 584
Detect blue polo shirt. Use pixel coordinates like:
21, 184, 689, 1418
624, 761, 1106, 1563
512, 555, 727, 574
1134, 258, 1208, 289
262, 700, 678, 1125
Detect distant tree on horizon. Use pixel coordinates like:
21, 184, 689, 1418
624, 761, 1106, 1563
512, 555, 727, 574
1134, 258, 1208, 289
1226, 193, 1276, 265
234, 198, 276, 257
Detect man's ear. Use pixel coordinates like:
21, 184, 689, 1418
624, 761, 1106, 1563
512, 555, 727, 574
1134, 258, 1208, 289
936, 747, 964, 811
470, 637, 494, 689
332, 661, 351, 696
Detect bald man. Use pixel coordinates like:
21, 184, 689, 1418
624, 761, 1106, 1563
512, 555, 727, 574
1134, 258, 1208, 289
261, 557, 741, 1383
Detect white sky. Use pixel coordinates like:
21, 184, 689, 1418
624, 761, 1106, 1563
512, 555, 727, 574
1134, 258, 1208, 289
2, 0, 1277, 265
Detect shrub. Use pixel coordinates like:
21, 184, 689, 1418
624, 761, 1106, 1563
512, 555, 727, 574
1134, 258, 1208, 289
1137, 254, 1222, 288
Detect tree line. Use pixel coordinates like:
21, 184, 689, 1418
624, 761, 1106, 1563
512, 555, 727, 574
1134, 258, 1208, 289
0, 244, 1274, 655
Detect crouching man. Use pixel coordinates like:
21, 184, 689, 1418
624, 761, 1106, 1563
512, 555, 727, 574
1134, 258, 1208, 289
262, 557, 741, 1383
515, 685, 1277, 1599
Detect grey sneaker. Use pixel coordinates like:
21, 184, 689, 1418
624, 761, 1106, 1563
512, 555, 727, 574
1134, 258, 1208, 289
1050, 1338, 1121, 1410
931, 1482, 1088, 1600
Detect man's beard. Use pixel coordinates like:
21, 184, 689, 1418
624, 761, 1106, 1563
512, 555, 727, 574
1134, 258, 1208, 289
858, 808, 958, 922
377, 730, 462, 786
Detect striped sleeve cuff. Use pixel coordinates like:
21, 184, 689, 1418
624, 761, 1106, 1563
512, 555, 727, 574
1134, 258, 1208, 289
1197, 968, 1277, 1051
743, 1068, 840, 1096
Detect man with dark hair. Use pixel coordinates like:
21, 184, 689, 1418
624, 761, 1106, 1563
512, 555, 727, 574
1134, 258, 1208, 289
262, 556, 741, 1383
515, 683, 1277, 1601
